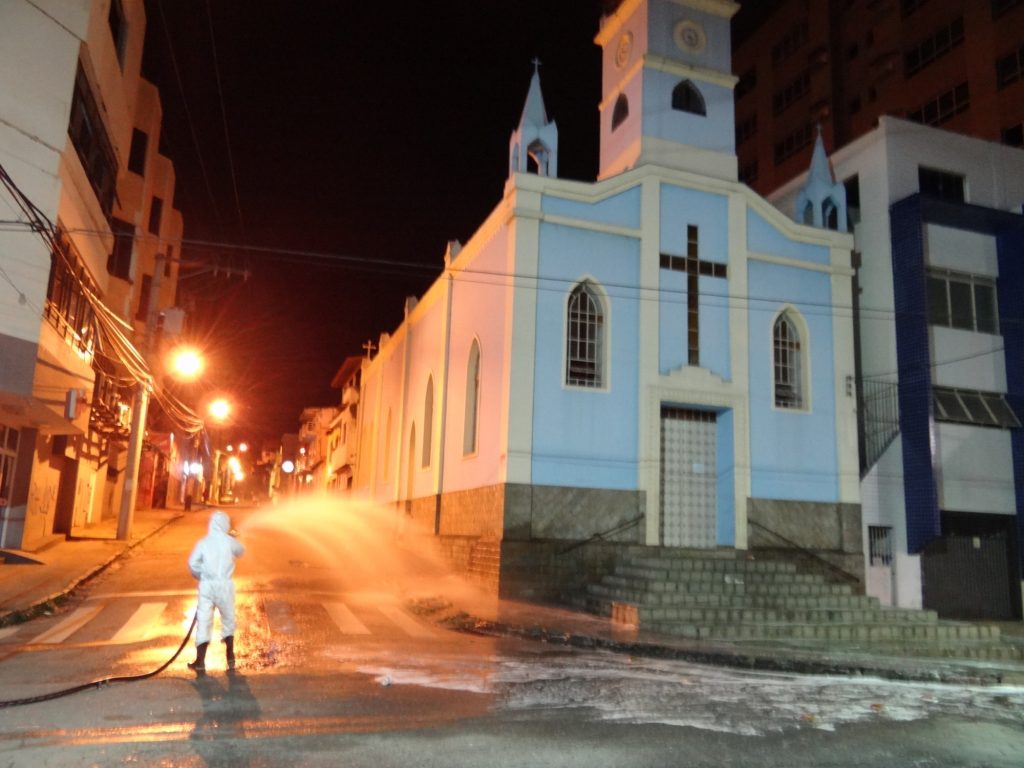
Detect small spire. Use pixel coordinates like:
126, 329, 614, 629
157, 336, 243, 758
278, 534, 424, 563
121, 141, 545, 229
509, 60, 559, 178
807, 125, 832, 186
794, 125, 847, 231
519, 60, 549, 129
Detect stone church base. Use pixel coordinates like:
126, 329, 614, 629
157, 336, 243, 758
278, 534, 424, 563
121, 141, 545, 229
424, 482, 644, 596
746, 497, 865, 587
423, 487, 865, 599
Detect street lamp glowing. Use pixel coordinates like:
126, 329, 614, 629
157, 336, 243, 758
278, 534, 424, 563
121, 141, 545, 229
209, 398, 231, 421
281, 460, 295, 474
170, 347, 203, 380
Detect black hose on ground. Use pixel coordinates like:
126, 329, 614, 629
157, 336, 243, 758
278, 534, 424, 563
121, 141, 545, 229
0, 612, 198, 709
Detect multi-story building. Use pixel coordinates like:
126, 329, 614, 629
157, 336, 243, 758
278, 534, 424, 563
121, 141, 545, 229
0, 0, 183, 549
297, 406, 338, 492
770, 117, 1024, 619
732, 0, 1024, 195
326, 356, 363, 492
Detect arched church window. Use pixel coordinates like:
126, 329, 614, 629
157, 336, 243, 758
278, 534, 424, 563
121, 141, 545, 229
422, 376, 433, 467
612, 94, 629, 131
672, 80, 706, 116
773, 311, 806, 409
566, 282, 606, 388
464, 339, 481, 455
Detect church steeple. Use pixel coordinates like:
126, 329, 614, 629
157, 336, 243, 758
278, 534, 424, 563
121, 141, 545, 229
595, 0, 740, 181
795, 127, 847, 231
509, 60, 559, 178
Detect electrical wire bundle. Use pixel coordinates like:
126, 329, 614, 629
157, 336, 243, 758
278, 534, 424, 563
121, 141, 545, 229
0, 160, 203, 435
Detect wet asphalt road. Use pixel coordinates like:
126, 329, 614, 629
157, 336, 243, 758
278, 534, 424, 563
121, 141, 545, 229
0, 500, 1022, 767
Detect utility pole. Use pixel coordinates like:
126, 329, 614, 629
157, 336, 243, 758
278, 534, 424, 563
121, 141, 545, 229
116, 252, 164, 541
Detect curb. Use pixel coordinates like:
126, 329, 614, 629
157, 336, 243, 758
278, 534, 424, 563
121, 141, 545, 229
440, 612, 1019, 687
0, 513, 184, 628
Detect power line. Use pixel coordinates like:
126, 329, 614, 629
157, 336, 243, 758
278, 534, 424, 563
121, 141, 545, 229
0, 160, 203, 434
7, 215, 1009, 393
154, 0, 223, 228
203, 0, 245, 235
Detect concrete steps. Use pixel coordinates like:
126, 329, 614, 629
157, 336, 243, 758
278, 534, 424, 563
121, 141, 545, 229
583, 548, 1024, 661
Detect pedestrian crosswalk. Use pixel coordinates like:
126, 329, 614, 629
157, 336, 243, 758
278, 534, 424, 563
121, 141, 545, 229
30, 604, 104, 644
0, 594, 439, 649
323, 601, 372, 635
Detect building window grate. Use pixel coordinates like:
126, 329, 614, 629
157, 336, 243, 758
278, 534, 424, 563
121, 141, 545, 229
869, 526, 893, 566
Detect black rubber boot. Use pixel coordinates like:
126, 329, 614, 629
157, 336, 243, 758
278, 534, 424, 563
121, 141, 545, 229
188, 642, 208, 672
224, 635, 235, 671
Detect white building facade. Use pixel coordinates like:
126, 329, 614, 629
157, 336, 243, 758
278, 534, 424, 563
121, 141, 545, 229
0, 0, 184, 549
349, 0, 860, 593
771, 117, 1024, 620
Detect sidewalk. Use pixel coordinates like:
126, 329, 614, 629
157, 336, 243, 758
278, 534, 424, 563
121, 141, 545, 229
0, 507, 184, 626
3, 509, 1023, 686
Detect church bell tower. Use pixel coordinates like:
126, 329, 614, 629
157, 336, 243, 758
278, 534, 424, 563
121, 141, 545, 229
595, 0, 740, 181
509, 61, 559, 179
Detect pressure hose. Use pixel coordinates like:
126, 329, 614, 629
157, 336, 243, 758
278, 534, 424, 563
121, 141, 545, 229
0, 612, 198, 709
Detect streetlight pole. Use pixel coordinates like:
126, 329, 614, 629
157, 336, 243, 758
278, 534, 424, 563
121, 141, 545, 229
116, 252, 164, 541
116, 382, 150, 540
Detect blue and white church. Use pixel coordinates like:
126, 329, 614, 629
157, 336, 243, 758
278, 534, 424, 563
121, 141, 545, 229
351, 0, 860, 593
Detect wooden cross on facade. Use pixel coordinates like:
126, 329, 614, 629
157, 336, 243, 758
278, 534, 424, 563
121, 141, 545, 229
659, 224, 727, 367
362, 339, 377, 359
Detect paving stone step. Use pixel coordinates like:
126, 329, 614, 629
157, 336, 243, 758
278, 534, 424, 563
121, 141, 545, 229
588, 583, 882, 610
592, 577, 857, 600
633, 605, 938, 625
642, 621, 1001, 643
615, 565, 822, 585
576, 550, 1023, 662
587, 594, 926, 623
585, 593, 880, 618
622, 555, 799, 574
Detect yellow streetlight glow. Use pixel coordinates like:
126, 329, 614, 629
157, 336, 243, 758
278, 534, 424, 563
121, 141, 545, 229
209, 398, 231, 421
170, 347, 203, 380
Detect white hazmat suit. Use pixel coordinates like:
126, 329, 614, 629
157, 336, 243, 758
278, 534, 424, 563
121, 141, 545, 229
188, 510, 245, 647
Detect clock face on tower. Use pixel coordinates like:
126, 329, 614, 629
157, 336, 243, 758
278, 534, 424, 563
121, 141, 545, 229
673, 20, 706, 54
615, 31, 633, 68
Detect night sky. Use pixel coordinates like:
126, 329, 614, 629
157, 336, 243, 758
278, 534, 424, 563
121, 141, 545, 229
141, 1, 747, 441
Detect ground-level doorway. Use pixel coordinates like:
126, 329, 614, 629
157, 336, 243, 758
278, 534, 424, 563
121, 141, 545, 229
922, 511, 1022, 620
660, 407, 716, 547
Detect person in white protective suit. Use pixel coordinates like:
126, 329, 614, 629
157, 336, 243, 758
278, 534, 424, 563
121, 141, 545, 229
187, 510, 244, 672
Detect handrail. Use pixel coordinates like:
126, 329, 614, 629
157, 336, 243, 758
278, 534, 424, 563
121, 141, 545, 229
557, 514, 644, 555
747, 519, 861, 586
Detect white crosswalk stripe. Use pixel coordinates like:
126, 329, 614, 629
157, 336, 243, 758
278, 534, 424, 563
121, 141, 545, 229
265, 599, 297, 634
376, 605, 435, 638
29, 605, 104, 644
325, 601, 371, 635
2, 596, 439, 649
109, 602, 168, 645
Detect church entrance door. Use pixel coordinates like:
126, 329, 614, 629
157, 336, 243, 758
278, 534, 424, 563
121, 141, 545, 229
660, 407, 716, 547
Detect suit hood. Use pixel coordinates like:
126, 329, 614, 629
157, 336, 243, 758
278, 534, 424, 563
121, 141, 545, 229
209, 510, 231, 535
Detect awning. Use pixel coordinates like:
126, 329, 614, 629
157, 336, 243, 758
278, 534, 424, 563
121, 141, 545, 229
0, 391, 84, 436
